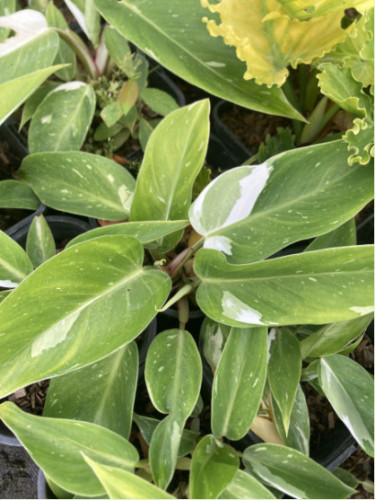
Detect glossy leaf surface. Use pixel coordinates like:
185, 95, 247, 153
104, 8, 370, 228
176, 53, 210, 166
219, 469, 276, 499
189, 140, 373, 264
20, 81, 60, 130
94, 0, 302, 120
26, 214, 56, 268
211, 327, 268, 440
305, 219, 356, 252
0, 231, 33, 288
19, 152, 136, 220
243, 444, 355, 498
0, 180, 39, 209
318, 354, 374, 457
0, 236, 171, 397
0, 402, 139, 497
195, 246, 374, 327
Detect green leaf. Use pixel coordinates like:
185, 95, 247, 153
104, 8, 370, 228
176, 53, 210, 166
94, 0, 304, 120
140, 88, 179, 116
219, 469, 276, 499
211, 327, 268, 440
0, 402, 139, 497
200, 318, 231, 371
318, 354, 374, 457
28, 82, 96, 153
26, 214, 56, 268
268, 328, 301, 433
0, 180, 40, 209
278, 0, 371, 19
300, 314, 373, 358
194, 246, 374, 327
138, 118, 154, 151
190, 435, 239, 499
104, 26, 133, 75
243, 443, 355, 499
20, 81, 60, 130
18, 151, 136, 220
67, 220, 189, 249
0, 0, 16, 43
305, 219, 356, 252
85, 0, 101, 48
0, 235, 171, 397
145, 329, 202, 420
273, 385, 310, 455
100, 101, 123, 128
332, 467, 359, 489
130, 101, 210, 251
118, 79, 139, 116
189, 140, 374, 264
0, 230, 33, 288
343, 118, 374, 166
83, 456, 175, 499
44, 342, 138, 439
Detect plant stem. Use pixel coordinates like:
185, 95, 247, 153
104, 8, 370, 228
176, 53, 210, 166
56, 28, 98, 80
156, 284, 193, 312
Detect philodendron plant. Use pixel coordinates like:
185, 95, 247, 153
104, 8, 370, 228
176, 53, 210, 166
0, 100, 373, 498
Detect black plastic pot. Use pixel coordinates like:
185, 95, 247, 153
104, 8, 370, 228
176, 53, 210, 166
37, 470, 54, 500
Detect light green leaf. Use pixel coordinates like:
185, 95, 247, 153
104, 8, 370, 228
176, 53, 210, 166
0, 180, 40, 209
273, 385, 310, 455
189, 140, 374, 264
83, 456, 175, 499
145, 329, 202, 420
85, 0, 101, 47
300, 314, 373, 358
0, 230, 33, 287
26, 214, 56, 268
67, 220, 189, 249
200, 318, 231, 372
278, 0, 372, 19
100, 101, 123, 128
19, 81, 60, 130
219, 469, 276, 499
94, 0, 302, 120
211, 327, 268, 440
140, 88, 179, 116
104, 25, 133, 75
0, 235, 171, 397
28, 82, 96, 153
305, 219, 356, 252
118, 79, 138, 116
131, 101, 210, 250
18, 151, 136, 220
243, 443, 355, 498
138, 118, 154, 152
0, 290, 12, 303
318, 354, 374, 457
194, 246, 374, 327
0, 0, 16, 43
190, 435, 239, 499
44, 342, 138, 439
0, 402, 139, 497
268, 328, 301, 433
343, 118, 374, 166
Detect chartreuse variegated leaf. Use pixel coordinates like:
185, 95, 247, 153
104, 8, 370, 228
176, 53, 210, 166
44, 342, 138, 439
278, 0, 372, 20
211, 327, 268, 440
189, 140, 374, 264
201, 0, 351, 87
130, 101, 210, 250
318, 354, 374, 457
268, 328, 301, 433
200, 318, 231, 372
219, 469, 276, 499
194, 246, 374, 327
243, 444, 355, 498
190, 435, 239, 499
305, 219, 356, 252
0, 231, 33, 288
273, 385, 310, 455
0, 402, 139, 497
19, 152, 136, 220
28, 82, 96, 153
94, 0, 302, 120
67, 221, 189, 249
300, 314, 373, 358
26, 214, 56, 268
0, 236, 171, 398
343, 118, 374, 166
83, 456, 175, 499
0, 180, 40, 209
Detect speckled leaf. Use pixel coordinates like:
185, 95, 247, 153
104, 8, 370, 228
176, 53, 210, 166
145, 329, 202, 420
211, 327, 268, 440
83, 456, 175, 499
318, 354, 374, 457
26, 214, 56, 268
0, 402, 139, 497
200, 318, 231, 372
243, 444, 355, 498
94, 0, 302, 120
44, 342, 138, 439
67, 220, 189, 249
20, 82, 60, 130
28, 82, 96, 153
194, 246, 374, 327
0, 235, 171, 398
0, 180, 40, 209
268, 328, 301, 433
0, 230, 33, 288
219, 469, 276, 499
190, 435, 239, 499
18, 152, 136, 220
189, 140, 373, 264
305, 219, 356, 252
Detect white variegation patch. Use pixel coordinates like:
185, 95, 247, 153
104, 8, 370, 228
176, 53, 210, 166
350, 306, 374, 315
64, 0, 90, 39
0, 280, 19, 289
52, 81, 86, 92
221, 291, 265, 325
204, 235, 232, 255
0, 10, 48, 56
